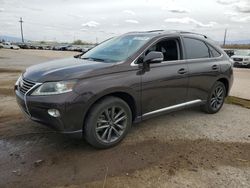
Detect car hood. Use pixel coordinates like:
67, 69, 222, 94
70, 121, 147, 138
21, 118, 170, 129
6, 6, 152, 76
23, 57, 117, 82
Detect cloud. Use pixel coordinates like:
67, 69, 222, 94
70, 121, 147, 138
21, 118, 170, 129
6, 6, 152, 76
230, 15, 250, 22
80, 28, 88, 31
0, 8, 4, 12
224, 11, 238, 16
164, 17, 217, 28
81, 21, 100, 27
125, 19, 139, 24
68, 14, 84, 18
217, 0, 250, 13
216, 0, 238, 5
163, 5, 189, 13
25, 7, 43, 12
234, 1, 250, 13
123, 10, 136, 16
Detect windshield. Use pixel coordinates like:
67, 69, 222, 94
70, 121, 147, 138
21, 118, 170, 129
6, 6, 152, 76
235, 50, 250, 56
81, 34, 154, 62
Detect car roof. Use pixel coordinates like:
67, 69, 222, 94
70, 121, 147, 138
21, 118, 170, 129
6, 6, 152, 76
124, 30, 220, 48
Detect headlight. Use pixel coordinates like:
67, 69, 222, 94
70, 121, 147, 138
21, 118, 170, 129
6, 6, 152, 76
31, 80, 76, 96
244, 58, 250, 61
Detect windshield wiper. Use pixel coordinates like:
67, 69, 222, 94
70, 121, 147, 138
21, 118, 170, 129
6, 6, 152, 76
81, 57, 106, 62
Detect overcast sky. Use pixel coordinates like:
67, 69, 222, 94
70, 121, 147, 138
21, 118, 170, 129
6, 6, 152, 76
0, 0, 250, 42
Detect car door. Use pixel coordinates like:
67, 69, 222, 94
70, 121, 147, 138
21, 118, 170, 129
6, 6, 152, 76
140, 37, 189, 118
182, 37, 222, 102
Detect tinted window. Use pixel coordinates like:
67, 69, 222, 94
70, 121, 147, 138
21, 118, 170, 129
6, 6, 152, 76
183, 38, 210, 59
208, 45, 221, 57
145, 39, 179, 61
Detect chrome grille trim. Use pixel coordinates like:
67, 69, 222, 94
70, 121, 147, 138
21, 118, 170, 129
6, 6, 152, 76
233, 58, 243, 62
19, 77, 36, 95
17, 76, 42, 117
23, 82, 42, 117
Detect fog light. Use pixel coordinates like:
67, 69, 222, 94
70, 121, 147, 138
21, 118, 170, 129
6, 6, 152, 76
48, 109, 60, 117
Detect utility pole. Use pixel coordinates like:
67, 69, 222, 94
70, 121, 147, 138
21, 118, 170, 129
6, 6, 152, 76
19, 17, 24, 43
223, 28, 227, 47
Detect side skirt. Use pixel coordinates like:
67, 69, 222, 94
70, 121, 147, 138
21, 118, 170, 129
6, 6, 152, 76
141, 99, 204, 120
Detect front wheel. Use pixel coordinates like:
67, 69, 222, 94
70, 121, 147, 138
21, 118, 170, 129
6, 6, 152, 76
84, 97, 132, 149
202, 81, 226, 114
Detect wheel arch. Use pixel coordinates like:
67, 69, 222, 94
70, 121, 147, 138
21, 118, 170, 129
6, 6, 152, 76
82, 91, 138, 129
217, 77, 229, 96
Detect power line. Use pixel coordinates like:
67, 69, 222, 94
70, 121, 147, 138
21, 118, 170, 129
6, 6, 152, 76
19, 17, 24, 43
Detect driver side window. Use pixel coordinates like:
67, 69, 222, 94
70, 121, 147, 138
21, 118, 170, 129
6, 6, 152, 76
145, 39, 180, 61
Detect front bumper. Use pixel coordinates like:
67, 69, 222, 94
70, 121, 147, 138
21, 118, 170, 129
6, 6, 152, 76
15, 88, 84, 138
233, 61, 250, 67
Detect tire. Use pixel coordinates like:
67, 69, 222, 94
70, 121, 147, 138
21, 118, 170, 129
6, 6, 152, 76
84, 96, 132, 149
202, 81, 226, 114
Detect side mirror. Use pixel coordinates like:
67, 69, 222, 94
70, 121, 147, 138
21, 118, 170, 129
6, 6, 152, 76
143, 51, 164, 64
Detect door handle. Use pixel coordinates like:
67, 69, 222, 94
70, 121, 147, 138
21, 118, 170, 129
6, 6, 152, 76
212, 64, 219, 70
178, 68, 188, 74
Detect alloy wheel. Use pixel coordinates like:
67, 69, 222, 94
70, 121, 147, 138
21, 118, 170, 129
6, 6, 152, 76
95, 106, 128, 143
210, 85, 224, 111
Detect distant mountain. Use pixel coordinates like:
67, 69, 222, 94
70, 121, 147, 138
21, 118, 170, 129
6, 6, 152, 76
220, 40, 250, 45
0, 35, 29, 42
227, 40, 250, 45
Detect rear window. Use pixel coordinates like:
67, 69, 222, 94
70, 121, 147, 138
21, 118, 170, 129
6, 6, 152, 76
208, 45, 221, 57
183, 37, 210, 59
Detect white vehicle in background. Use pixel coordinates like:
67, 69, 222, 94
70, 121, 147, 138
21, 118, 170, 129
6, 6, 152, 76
231, 49, 250, 68
0, 42, 20, 50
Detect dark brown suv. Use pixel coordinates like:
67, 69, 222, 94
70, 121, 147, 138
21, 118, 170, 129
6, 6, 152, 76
15, 30, 233, 148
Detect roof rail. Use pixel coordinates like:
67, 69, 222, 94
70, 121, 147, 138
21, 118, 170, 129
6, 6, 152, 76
146, 30, 165, 33
179, 31, 208, 39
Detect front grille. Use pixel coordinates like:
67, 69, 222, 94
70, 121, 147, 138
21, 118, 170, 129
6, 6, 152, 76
19, 77, 36, 95
233, 58, 243, 62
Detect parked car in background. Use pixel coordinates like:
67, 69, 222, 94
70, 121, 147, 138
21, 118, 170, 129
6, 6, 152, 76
44, 46, 52, 50
223, 49, 235, 57
231, 49, 250, 68
15, 30, 233, 148
66, 45, 82, 52
17, 43, 30, 49
0, 42, 20, 50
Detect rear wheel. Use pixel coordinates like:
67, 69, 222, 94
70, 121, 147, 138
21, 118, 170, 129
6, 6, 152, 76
202, 81, 226, 114
84, 96, 132, 149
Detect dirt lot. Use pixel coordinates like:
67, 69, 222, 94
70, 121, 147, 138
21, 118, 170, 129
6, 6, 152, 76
0, 49, 250, 188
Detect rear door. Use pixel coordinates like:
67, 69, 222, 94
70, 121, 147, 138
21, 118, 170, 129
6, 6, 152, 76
182, 37, 222, 101
140, 37, 189, 117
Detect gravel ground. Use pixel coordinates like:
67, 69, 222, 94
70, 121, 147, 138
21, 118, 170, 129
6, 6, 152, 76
0, 49, 250, 188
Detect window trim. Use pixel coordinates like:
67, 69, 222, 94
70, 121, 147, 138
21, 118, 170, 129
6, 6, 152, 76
130, 35, 223, 67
